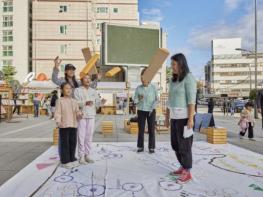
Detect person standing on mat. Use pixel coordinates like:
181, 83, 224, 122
55, 82, 82, 169
134, 68, 159, 154
74, 75, 106, 165
165, 53, 197, 184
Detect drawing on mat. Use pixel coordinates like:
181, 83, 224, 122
28, 142, 263, 197
77, 184, 105, 196
159, 181, 183, 191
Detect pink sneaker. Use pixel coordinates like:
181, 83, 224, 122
170, 167, 184, 176
177, 170, 192, 184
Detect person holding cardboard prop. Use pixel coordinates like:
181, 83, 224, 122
165, 53, 197, 184
134, 68, 159, 154
52, 56, 99, 91
74, 75, 106, 164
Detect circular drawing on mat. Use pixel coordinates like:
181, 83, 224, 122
54, 175, 73, 183
122, 183, 144, 192
102, 153, 123, 160
159, 181, 183, 191
77, 184, 105, 197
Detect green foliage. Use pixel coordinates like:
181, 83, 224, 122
166, 67, 172, 82
249, 89, 257, 101
1, 65, 17, 85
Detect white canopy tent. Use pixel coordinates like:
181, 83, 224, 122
23, 80, 58, 94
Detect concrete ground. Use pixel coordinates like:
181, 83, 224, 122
0, 106, 263, 185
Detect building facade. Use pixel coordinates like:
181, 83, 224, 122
205, 38, 263, 97
32, 0, 139, 80
0, 0, 31, 82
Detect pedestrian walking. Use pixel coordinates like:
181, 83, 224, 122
134, 68, 159, 154
165, 53, 197, 184
74, 75, 106, 165
208, 98, 214, 114
33, 94, 41, 117
50, 90, 58, 119
54, 82, 82, 169
13, 94, 21, 115
230, 99, 235, 116
239, 102, 255, 141
223, 99, 228, 116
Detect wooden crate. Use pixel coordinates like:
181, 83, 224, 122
207, 127, 227, 144
129, 122, 138, 134
101, 121, 113, 135
200, 128, 209, 134
124, 119, 130, 132
101, 106, 115, 115
156, 126, 169, 134
53, 128, 59, 145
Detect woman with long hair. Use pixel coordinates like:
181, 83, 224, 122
52, 56, 99, 92
165, 53, 197, 184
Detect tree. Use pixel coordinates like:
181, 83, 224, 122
249, 89, 257, 101
166, 67, 172, 82
1, 65, 17, 85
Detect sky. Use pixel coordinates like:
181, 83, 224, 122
139, 0, 263, 79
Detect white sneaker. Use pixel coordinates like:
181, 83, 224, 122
85, 155, 94, 163
61, 162, 73, 169
79, 156, 88, 165
71, 161, 80, 168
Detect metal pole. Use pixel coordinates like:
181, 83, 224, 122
249, 64, 252, 92
254, 0, 258, 118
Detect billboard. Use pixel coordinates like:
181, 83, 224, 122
102, 23, 161, 66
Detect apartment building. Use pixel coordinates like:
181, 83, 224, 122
205, 38, 263, 97
32, 0, 139, 79
0, 0, 31, 82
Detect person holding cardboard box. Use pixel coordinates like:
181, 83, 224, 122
134, 68, 159, 154
74, 75, 106, 164
52, 56, 99, 92
165, 53, 197, 184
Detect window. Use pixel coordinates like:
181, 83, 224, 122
3, 15, 13, 27
3, 30, 13, 42
113, 8, 118, 13
60, 25, 67, 34
2, 59, 12, 66
60, 44, 67, 54
97, 7, 108, 13
3, 45, 13, 56
59, 5, 67, 13
3, 1, 13, 12
96, 23, 101, 30
60, 64, 65, 72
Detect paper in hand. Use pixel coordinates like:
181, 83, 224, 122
183, 126, 194, 138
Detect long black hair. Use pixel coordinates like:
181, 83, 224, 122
171, 53, 190, 82
64, 64, 79, 88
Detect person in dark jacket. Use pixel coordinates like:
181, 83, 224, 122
50, 90, 58, 119
208, 98, 214, 114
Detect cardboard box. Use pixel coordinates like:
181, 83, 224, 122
206, 127, 227, 144
82, 48, 98, 75
105, 67, 122, 77
80, 53, 99, 78
142, 48, 169, 82
129, 122, 138, 134
102, 121, 113, 135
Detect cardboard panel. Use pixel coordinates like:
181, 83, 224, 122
81, 48, 98, 75
105, 67, 122, 77
80, 54, 100, 79
142, 48, 169, 82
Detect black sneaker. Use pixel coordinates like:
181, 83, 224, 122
149, 149, 155, 154
137, 148, 144, 153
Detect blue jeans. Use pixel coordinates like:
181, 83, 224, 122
34, 104, 39, 117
